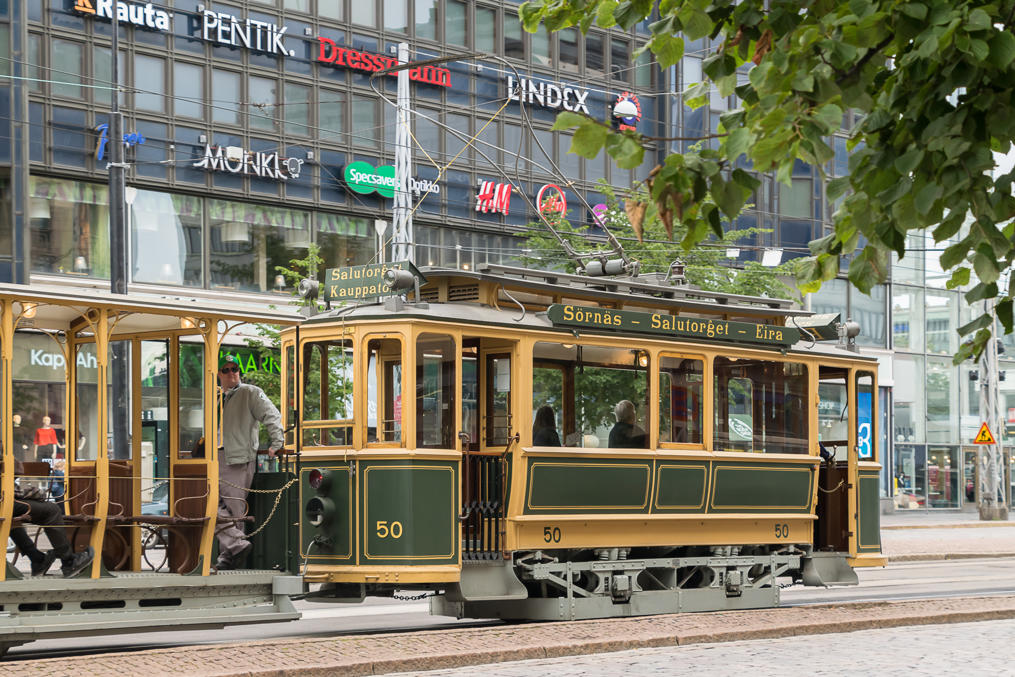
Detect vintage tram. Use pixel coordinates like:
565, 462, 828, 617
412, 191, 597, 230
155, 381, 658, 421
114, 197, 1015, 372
0, 263, 883, 653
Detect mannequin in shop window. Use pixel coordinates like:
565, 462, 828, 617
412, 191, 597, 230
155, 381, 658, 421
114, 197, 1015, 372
32, 416, 64, 464
12, 414, 32, 462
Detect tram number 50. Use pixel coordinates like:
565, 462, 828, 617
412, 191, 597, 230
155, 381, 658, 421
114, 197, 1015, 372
543, 526, 562, 543
774, 523, 790, 539
376, 520, 403, 539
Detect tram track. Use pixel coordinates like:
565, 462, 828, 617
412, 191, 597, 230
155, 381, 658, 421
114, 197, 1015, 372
8, 556, 1015, 662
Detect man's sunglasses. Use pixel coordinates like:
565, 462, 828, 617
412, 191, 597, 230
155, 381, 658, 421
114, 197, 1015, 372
219, 366, 239, 374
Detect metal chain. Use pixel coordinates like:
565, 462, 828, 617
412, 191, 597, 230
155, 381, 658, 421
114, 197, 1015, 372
219, 476, 298, 538
392, 591, 434, 601
817, 479, 846, 494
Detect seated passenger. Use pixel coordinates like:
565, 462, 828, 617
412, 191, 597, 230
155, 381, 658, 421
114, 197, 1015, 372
6, 459, 93, 577
608, 400, 647, 449
532, 405, 561, 446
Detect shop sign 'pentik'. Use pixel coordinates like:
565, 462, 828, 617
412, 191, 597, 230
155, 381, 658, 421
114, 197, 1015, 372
193, 144, 305, 182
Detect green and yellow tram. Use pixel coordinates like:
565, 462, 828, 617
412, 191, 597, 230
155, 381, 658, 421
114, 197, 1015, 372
290, 263, 883, 619
0, 262, 883, 653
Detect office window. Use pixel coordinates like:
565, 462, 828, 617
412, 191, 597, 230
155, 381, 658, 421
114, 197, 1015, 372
384, 0, 408, 32
415, 0, 437, 39
351, 0, 377, 27
559, 28, 579, 71
249, 76, 277, 131
351, 95, 379, 147
585, 32, 605, 76
475, 7, 496, 53
284, 82, 310, 135
445, 1, 466, 46
532, 29, 551, 66
319, 90, 345, 142
51, 39, 83, 99
212, 71, 241, 125
505, 14, 523, 59
611, 38, 630, 81
174, 62, 203, 119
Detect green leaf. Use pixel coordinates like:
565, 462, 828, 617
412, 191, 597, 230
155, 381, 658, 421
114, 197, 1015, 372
940, 239, 971, 269
731, 168, 761, 191
551, 111, 588, 131
813, 103, 843, 133
570, 121, 610, 159
958, 314, 991, 336
974, 244, 1001, 284
998, 298, 1014, 334
965, 281, 998, 303
893, 148, 924, 175
946, 267, 970, 290
649, 33, 685, 69
989, 31, 1015, 69
847, 246, 890, 293
827, 176, 852, 200
724, 127, 752, 161
712, 174, 748, 220
678, 6, 713, 41
614, 0, 652, 30
914, 182, 942, 215
966, 8, 992, 32
900, 3, 928, 20
605, 132, 645, 169
596, 0, 619, 28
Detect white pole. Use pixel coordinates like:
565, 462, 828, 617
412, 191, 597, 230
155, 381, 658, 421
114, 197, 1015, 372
391, 42, 413, 263
980, 299, 1009, 519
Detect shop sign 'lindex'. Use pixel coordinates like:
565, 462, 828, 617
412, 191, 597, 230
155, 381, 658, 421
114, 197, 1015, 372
344, 162, 440, 199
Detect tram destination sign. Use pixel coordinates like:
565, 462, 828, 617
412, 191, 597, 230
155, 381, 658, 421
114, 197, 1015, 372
324, 261, 424, 301
547, 304, 800, 347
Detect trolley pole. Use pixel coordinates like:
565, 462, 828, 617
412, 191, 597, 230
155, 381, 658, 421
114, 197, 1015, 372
390, 42, 413, 264
107, 20, 130, 460
979, 299, 1008, 520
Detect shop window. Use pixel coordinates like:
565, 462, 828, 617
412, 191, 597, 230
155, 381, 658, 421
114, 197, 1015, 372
302, 340, 354, 447
384, 0, 408, 33
174, 62, 204, 119
30, 178, 110, 279
532, 342, 649, 449
74, 343, 99, 462
927, 445, 959, 508
895, 444, 926, 509
208, 198, 311, 293
415, 0, 437, 39
367, 337, 403, 444
134, 54, 165, 112
659, 355, 703, 445
317, 213, 374, 269
445, 0, 466, 46
714, 357, 808, 454
212, 71, 241, 125
416, 334, 456, 448
13, 333, 68, 464
131, 190, 202, 287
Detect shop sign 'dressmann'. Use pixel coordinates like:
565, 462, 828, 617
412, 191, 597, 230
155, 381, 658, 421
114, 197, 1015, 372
73, 0, 170, 31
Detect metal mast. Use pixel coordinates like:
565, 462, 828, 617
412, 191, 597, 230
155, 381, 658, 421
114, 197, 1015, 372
979, 299, 1008, 520
391, 42, 413, 263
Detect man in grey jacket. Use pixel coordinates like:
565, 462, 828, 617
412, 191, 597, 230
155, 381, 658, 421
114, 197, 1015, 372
215, 354, 283, 570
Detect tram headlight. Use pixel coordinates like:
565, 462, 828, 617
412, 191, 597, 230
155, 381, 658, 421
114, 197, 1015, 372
308, 468, 332, 494
305, 496, 335, 528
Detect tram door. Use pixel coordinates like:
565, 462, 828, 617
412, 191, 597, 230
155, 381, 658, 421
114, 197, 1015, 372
815, 367, 850, 551
850, 371, 883, 560
460, 338, 514, 560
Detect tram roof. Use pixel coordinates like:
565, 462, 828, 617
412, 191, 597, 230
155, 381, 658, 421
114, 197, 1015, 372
0, 283, 304, 335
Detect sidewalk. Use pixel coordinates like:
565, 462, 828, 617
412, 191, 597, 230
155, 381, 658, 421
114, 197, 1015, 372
881, 510, 1015, 561
7, 595, 1015, 676
882, 509, 1015, 529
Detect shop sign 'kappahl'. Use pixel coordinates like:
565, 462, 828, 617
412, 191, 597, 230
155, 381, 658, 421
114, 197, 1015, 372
193, 144, 305, 181
506, 76, 590, 114
343, 161, 440, 199
201, 10, 292, 57
73, 0, 171, 31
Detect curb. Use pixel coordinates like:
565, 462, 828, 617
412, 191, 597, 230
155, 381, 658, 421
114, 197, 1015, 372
887, 552, 1015, 562
8, 596, 1015, 676
882, 522, 1015, 530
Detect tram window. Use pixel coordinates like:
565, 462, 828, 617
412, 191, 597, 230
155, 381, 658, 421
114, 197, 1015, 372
178, 342, 203, 459
857, 372, 875, 461
714, 357, 808, 454
532, 342, 649, 449
819, 367, 849, 461
658, 356, 703, 445
486, 354, 512, 446
302, 340, 353, 447
416, 334, 456, 449
366, 338, 402, 444
75, 343, 99, 462
463, 349, 479, 450
283, 343, 295, 447
532, 364, 565, 446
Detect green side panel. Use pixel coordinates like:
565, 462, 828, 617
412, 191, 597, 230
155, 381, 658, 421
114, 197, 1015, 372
857, 471, 882, 553
653, 463, 709, 513
249, 471, 297, 572
524, 457, 651, 514
709, 461, 813, 513
359, 460, 458, 566
299, 462, 355, 564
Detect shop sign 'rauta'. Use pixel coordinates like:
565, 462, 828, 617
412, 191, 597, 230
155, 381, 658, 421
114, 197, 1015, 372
547, 304, 800, 347
73, 0, 170, 31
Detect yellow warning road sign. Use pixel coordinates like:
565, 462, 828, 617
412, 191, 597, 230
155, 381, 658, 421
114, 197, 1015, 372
974, 422, 997, 445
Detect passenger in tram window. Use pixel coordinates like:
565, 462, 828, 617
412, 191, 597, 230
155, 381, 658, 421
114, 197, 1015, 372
4, 458, 94, 577
608, 400, 647, 449
532, 405, 561, 447
215, 355, 283, 571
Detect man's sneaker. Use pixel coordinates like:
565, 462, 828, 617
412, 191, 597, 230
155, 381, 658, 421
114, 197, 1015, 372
62, 546, 94, 578
30, 550, 57, 577
217, 541, 253, 571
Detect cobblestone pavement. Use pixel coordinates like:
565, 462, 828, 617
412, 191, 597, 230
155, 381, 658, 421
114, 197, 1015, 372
391, 618, 1015, 676
6, 595, 1015, 676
